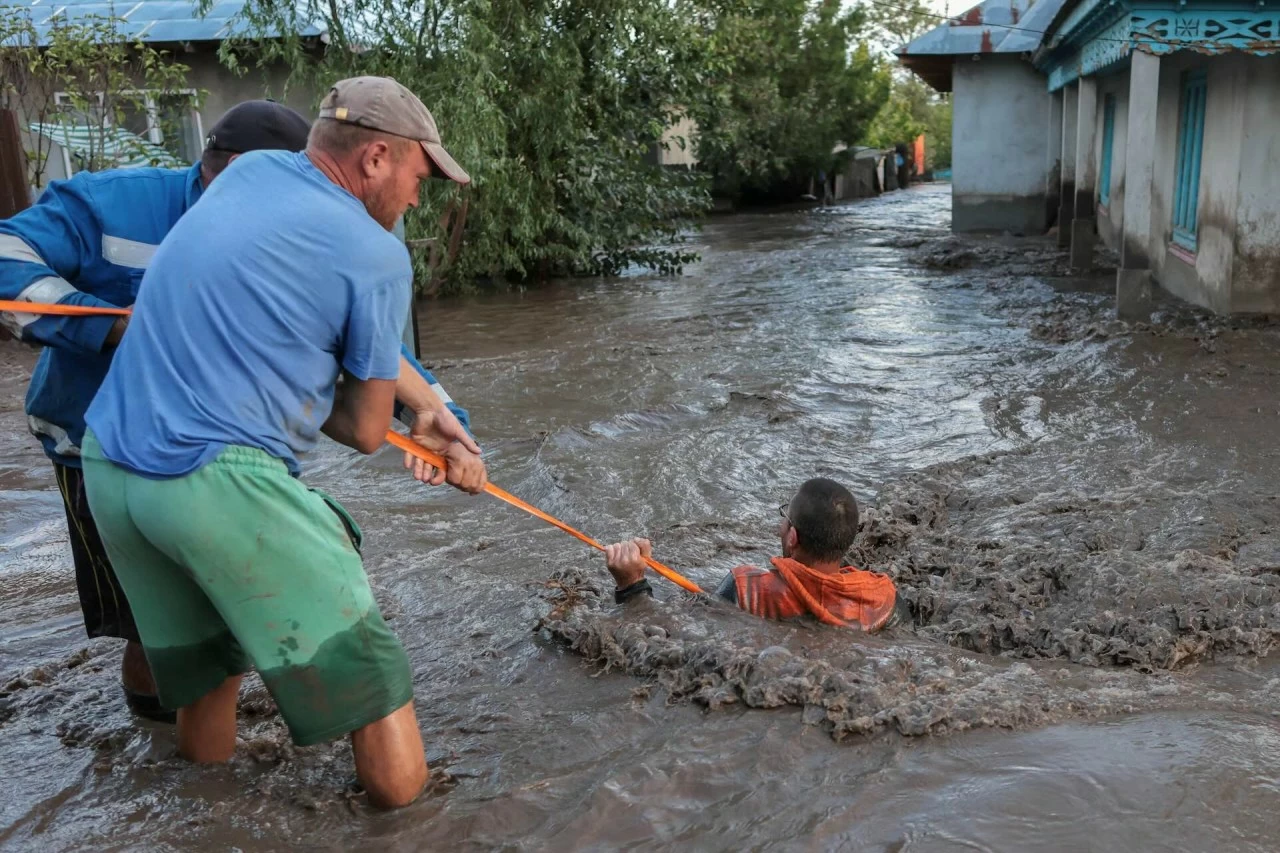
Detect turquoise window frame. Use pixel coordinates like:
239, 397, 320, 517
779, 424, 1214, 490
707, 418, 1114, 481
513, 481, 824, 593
1099, 94, 1116, 207
1172, 71, 1207, 252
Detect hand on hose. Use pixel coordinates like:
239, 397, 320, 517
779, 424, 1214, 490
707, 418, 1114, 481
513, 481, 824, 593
604, 537, 652, 589
403, 405, 486, 493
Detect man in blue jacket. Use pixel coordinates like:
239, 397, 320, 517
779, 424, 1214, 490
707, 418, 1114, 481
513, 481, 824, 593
0, 100, 473, 721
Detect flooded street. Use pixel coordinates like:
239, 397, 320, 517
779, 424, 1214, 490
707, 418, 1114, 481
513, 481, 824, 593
4, 183, 1280, 850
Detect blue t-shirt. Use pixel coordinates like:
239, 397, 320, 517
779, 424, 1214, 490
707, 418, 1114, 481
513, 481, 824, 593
86, 151, 411, 478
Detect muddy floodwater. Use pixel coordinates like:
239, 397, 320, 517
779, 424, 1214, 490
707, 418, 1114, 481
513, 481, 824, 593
4, 183, 1280, 851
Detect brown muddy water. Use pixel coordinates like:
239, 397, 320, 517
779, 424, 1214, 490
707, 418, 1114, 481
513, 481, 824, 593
3, 183, 1280, 851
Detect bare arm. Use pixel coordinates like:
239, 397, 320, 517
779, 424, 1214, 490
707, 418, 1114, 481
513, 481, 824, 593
395, 354, 487, 494
322, 371, 398, 454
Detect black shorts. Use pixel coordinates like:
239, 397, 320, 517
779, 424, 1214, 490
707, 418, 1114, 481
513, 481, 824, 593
53, 462, 139, 643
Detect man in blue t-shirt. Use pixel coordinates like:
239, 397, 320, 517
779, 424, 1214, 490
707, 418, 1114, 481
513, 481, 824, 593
0, 100, 313, 721
82, 76, 483, 810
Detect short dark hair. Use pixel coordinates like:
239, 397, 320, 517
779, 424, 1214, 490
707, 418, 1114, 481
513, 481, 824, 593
200, 147, 236, 178
788, 478, 860, 561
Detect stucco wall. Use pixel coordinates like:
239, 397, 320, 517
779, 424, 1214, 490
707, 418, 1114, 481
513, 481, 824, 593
952, 55, 1052, 234
1231, 54, 1280, 312
1147, 52, 1245, 314
1094, 72, 1127, 250
184, 49, 318, 129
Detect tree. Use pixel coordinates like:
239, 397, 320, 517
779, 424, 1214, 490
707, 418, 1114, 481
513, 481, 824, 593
684, 0, 892, 204
222, 0, 710, 292
863, 72, 950, 170
0, 8, 194, 189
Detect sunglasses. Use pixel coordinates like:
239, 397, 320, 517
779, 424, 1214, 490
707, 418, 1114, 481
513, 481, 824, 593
778, 502, 791, 524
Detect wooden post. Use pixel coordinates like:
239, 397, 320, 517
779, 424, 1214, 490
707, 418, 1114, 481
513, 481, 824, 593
0, 109, 30, 219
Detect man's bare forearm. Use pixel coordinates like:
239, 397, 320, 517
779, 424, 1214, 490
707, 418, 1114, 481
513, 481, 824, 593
396, 355, 446, 423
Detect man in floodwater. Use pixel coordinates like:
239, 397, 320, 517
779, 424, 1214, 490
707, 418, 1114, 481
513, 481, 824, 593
80, 76, 484, 809
602, 477, 907, 632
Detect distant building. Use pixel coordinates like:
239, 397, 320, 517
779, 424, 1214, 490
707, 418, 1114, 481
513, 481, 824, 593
897, 0, 1068, 236
7, 0, 319, 187
899, 0, 1280, 315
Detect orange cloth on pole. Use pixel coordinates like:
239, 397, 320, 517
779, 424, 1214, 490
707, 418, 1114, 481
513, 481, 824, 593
732, 556, 897, 632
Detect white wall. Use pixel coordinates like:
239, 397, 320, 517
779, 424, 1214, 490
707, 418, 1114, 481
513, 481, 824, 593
952, 55, 1052, 233
184, 49, 318, 130
1231, 54, 1280, 312
1094, 72, 1127, 248
1146, 52, 1246, 313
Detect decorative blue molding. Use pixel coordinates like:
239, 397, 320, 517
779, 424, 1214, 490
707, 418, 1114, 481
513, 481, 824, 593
1052, 0, 1122, 48
1131, 10, 1280, 55
1047, 15, 1135, 90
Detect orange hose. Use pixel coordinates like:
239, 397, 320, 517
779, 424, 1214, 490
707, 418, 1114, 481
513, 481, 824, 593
3, 300, 704, 594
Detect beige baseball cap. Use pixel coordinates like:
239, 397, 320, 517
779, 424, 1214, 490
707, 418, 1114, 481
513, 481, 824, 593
318, 76, 470, 185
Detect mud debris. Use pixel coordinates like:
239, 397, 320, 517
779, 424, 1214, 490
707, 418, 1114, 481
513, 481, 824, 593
537, 569, 1194, 739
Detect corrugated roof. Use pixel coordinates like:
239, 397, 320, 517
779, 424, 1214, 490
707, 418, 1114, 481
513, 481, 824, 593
898, 0, 1067, 56
896, 0, 1067, 91
0, 0, 322, 46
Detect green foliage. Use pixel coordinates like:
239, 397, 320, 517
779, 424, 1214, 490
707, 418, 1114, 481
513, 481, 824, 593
223, 0, 710, 292
924, 96, 951, 170
684, 0, 891, 202
0, 9, 195, 188
220, 0, 909, 290
863, 73, 951, 170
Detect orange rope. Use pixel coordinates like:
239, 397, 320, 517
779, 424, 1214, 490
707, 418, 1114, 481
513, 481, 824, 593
0, 299, 130, 317
385, 432, 702, 594
3, 299, 704, 594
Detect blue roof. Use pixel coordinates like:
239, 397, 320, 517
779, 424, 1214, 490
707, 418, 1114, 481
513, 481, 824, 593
898, 0, 1068, 57
0, 0, 323, 45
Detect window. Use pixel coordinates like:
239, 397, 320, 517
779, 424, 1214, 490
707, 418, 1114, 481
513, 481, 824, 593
1172, 71, 1207, 252
1099, 93, 1116, 208
51, 89, 203, 173
119, 90, 204, 164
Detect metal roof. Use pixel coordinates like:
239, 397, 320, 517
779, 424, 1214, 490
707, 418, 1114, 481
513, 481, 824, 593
896, 0, 1068, 91
0, 0, 322, 45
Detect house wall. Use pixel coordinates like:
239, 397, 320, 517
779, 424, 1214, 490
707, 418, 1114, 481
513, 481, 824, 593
1094, 71, 1128, 250
656, 113, 699, 167
951, 55, 1052, 234
183, 48, 318, 129
1147, 52, 1246, 314
1231, 54, 1280, 312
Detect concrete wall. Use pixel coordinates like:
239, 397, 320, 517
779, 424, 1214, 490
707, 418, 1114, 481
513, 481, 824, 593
1231, 54, 1280, 312
656, 113, 699, 167
1146, 52, 1246, 313
186, 49, 318, 130
1094, 72, 1128, 249
1045, 90, 1063, 229
952, 55, 1052, 234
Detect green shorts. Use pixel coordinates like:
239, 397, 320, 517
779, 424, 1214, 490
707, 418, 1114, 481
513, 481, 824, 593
81, 431, 413, 746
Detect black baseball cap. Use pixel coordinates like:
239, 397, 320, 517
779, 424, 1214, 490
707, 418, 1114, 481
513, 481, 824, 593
204, 99, 311, 154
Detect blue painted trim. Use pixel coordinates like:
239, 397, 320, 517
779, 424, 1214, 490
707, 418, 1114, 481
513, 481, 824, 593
1099, 94, 1116, 207
1131, 10, 1280, 56
1039, 4, 1280, 93
1043, 13, 1134, 91
1171, 70, 1206, 252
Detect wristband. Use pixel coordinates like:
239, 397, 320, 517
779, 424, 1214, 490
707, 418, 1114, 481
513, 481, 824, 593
614, 578, 654, 604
